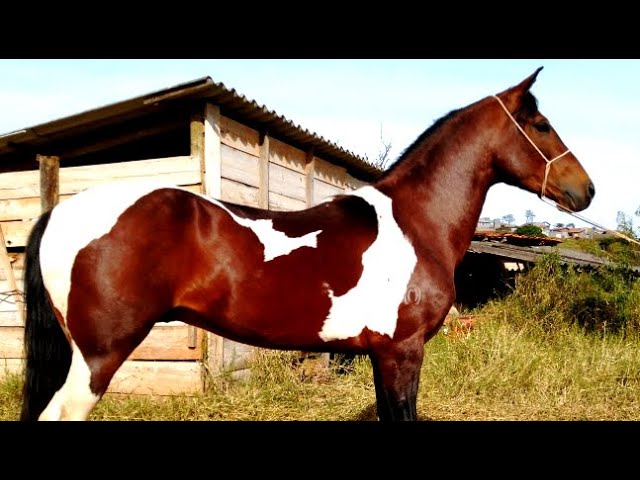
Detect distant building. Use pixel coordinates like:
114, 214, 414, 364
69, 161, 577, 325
477, 217, 505, 230
549, 226, 600, 239
477, 217, 496, 229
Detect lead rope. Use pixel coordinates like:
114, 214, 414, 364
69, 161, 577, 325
493, 94, 640, 248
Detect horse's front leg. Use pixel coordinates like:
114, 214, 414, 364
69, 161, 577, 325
369, 335, 425, 422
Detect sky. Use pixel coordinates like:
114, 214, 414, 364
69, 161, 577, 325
0, 59, 638, 230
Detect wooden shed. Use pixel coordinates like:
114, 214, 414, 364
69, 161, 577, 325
0, 76, 380, 395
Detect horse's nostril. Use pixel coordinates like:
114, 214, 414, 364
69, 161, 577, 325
588, 182, 596, 198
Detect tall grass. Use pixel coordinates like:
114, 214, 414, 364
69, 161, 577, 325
2, 253, 640, 421
503, 253, 640, 335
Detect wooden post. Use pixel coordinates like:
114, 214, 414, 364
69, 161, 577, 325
305, 150, 315, 207
191, 104, 224, 380
204, 104, 222, 199
37, 155, 60, 212
258, 132, 270, 209
2, 154, 62, 325
303, 151, 331, 367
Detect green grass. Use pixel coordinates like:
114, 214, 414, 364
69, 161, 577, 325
3, 253, 640, 421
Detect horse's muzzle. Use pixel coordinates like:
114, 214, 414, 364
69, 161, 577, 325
564, 181, 595, 212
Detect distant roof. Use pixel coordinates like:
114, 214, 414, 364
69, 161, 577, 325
0, 76, 383, 181
474, 230, 562, 246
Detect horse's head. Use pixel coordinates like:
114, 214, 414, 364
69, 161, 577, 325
492, 67, 595, 212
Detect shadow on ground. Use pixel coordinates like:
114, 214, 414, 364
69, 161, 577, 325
352, 403, 431, 421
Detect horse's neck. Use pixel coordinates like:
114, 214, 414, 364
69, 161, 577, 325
375, 118, 496, 272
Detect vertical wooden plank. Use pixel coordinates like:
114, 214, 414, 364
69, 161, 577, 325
204, 104, 223, 377
190, 112, 205, 193
0, 228, 23, 324
37, 155, 60, 213
305, 150, 315, 208
10, 154, 62, 326
192, 103, 224, 379
258, 133, 270, 209
204, 103, 222, 199
304, 151, 333, 366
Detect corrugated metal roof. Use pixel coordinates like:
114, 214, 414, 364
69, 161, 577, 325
468, 241, 640, 273
0, 76, 383, 181
474, 230, 563, 246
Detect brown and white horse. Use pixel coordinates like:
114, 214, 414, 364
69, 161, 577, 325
20, 67, 594, 421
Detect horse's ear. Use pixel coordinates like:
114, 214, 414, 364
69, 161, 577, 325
497, 66, 544, 111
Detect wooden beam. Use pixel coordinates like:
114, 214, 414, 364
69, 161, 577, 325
258, 132, 270, 209
203, 103, 222, 199
305, 150, 315, 207
190, 112, 204, 193
191, 103, 224, 379
37, 155, 60, 213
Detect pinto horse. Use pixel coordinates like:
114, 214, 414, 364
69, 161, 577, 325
20, 67, 594, 421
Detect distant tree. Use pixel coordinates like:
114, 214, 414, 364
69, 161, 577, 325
617, 211, 638, 239
555, 222, 564, 228
368, 124, 393, 170
566, 223, 575, 228
502, 214, 515, 225
515, 224, 545, 237
525, 209, 535, 224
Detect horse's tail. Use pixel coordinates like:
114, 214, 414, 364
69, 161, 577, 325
20, 210, 71, 421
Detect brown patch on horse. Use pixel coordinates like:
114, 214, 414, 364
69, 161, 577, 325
65, 189, 380, 392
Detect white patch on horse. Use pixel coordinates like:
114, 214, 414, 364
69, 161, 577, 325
38, 344, 101, 421
40, 181, 321, 323
319, 186, 417, 341
228, 216, 320, 262
193, 193, 321, 262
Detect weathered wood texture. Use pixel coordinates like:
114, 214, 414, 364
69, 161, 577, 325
0, 246, 23, 327
37, 155, 60, 213
259, 134, 270, 209
0, 156, 200, 248
203, 104, 222, 198
107, 361, 204, 395
0, 254, 23, 316
0, 326, 22, 358
0, 321, 203, 360
220, 116, 260, 157
345, 173, 368, 191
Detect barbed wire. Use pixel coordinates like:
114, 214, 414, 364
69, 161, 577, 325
0, 289, 24, 306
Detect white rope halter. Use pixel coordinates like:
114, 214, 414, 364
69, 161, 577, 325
493, 94, 571, 199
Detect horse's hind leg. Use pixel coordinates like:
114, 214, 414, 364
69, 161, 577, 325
369, 337, 425, 422
38, 345, 101, 421
38, 323, 154, 421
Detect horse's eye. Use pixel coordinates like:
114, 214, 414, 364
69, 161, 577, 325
533, 121, 550, 133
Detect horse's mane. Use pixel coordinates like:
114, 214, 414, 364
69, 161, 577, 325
379, 91, 539, 178
379, 108, 460, 178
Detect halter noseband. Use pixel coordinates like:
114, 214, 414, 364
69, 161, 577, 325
493, 95, 571, 199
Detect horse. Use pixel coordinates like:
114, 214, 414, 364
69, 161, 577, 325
19, 67, 595, 421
